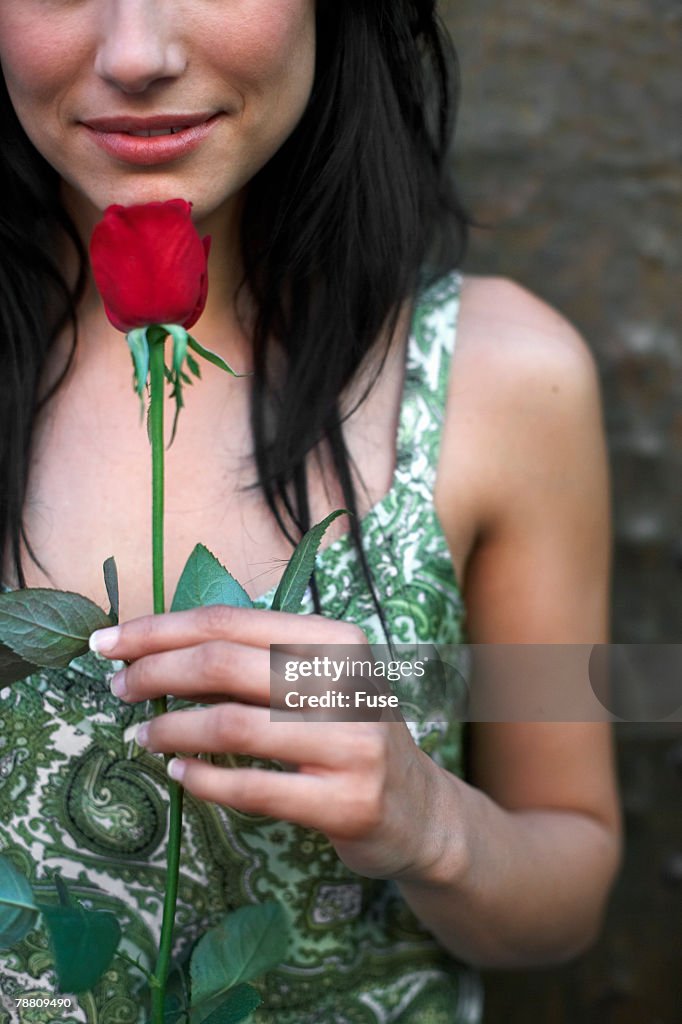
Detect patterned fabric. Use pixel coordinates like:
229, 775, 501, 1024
0, 272, 480, 1024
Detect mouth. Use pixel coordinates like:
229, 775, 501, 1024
83, 112, 218, 134
125, 126, 189, 137
82, 113, 221, 165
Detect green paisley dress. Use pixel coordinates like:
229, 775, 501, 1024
0, 272, 483, 1024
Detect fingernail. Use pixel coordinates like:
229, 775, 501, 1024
167, 757, 186, 782
110, 669, 128, 698
90, 626, 121, 655
123, 721, 150, 746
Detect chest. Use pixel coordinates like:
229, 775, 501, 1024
14, 341, 410, 621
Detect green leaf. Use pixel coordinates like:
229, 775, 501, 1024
189, 903, 288, 1024
187, 337, 245, 378
201, 985, 261, 1024
162, 963, 191, 1023
103, 557, 119, 624
171, 545, 253, 613
0, 642, 42, 685
38, 898, 121, 993
0, 855, 39, 949
271, 510, 349, 613
163, 994, 188, 1024
53, 874, 71, 908
0, 590, 113, 669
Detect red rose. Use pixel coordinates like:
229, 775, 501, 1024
89, 199, 210, 332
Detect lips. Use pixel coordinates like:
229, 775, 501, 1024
82, 113, 221, 165
83, 112, 216, 133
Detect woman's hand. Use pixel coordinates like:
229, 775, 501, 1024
90, 606, 453, 883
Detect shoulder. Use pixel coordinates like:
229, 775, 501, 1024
447, 273, 604, 487
436, 274, 608, 587
453, 273, 599, 396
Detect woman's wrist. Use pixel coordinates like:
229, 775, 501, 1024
389, 756, 620, 968
388, 751, 473, 891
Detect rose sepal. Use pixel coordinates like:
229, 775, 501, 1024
126, 328, 151, 411
125, 323, 246, 436
184, 334, 244, 378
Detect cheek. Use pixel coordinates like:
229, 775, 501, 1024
0, 11, 84, 118
205, 0, 316, 98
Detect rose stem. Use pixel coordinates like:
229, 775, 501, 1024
148, 330, 184, 1023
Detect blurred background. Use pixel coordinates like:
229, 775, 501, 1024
438, 0, 682, 1020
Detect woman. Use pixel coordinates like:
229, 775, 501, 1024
0, 1, 621, 1022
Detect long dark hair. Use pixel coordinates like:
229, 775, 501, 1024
0, 99, 87, 587
0, 0, 469, 606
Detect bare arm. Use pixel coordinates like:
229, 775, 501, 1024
394, 277, 622, 967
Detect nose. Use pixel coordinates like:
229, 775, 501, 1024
94, 0, 186, 94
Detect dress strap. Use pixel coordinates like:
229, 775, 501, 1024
395, 271, 463, 497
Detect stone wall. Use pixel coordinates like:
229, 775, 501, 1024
437, 4, 682, 1019
440, 0, 682, 642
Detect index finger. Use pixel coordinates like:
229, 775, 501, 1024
89, 604, 366, 660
